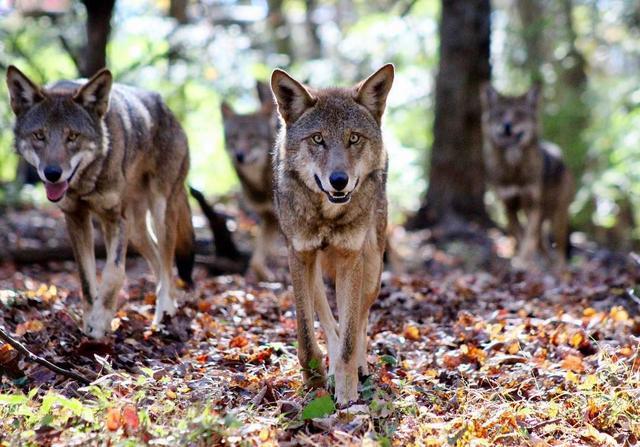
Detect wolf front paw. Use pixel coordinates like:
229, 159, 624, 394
334, 367, 358, 405
83, 304, 114, 339
249, 261, 275, 282
152, 297, 178, 327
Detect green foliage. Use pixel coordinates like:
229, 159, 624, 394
301, 394, 336, 420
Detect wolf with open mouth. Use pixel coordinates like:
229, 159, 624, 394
6, 66, 195, 338
271, 64, 394, 404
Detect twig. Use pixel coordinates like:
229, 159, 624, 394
0, 326, 92, 385
58, 34, 81, 75
529, 418, 562, 431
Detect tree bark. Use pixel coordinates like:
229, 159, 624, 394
304, 0, 321, 58
267, 0, 293, 60
169, 0, 189, 23
409, 0, 491, 229
79, 0, 116, 78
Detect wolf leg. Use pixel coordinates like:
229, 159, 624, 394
515, 204, 543, 269
129, 202, 162, 278
150, 195, 178, 325
65, 209, 99, 334
289, 248, 326, 388
313, 256, 339, 376
551, 206, 570, 270
249, 213, 278, 281
85, 217, 127, 338
357, 244, 383, 377
334, 250, 364, 405
504, 198, 523, 245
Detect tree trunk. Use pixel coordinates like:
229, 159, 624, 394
169, 0, 189, 23
80, 0, 116, 78
515, 0, 546, 84
409, 0, 491, 229
267, 0, 293, 60
304, 0, 321, 59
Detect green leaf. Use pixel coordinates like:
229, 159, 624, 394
301, 395, 336, 420
0, 394, 28, 405
308, 358, 320, 370
380, 355, 397, 367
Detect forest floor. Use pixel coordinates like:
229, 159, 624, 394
1, 203, 640, 446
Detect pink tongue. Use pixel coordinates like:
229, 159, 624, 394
44, 181, 69, 202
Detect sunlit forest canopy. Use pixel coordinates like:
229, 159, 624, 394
1, 0, 639, 246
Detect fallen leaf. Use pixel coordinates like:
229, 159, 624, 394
106, 408, 121, 431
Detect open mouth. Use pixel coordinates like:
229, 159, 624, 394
43, 163, 80, 203
314, 175, 359, 204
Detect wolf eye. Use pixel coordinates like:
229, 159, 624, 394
348, 133, 361, 145
67, 131, 79, 142
311, 133, 324, 145
32, 130, 45, 141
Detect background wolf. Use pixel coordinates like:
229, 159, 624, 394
6, 66, 194, 338
481, 84, 575, 269
221, 81, 278, 281
271, 64, 394, 404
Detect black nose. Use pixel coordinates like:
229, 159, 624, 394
43, 165, 63, 182
235, 152, 245, 163
503, 122, 512, 136
329, 171, 349, 191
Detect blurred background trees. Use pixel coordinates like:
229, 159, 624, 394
0, 0, 639, 249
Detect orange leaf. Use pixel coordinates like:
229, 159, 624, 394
229, 335, 249, 349
106, 407, 121, 431
122, 405, 139, 431
403, 325, 420, 341
443, 353, 461, 369
143, 292, 157, 306
15, 320, 44, 337
561, 354, 585, 372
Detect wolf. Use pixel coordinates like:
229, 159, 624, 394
220, 82, 279, 281
481, 83, 575, 269
6, 66, 195, 338
271, 64, 394, 404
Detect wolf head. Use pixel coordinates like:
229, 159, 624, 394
6, 66, 112, 202
481, 83, 541, 165
271, 64, 394, 205
221, 81, 276, 168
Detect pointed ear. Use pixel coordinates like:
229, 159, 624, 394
355, 64, 394, 124
479, 82, 498, 109
256, 80, 272, 105
73, 68, 112, 117
221, 101, 235, 119
526, 83, 542, 110
6, 65, 45, 116
270, 69, 315, 124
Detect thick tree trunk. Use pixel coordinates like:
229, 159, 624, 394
409, 0, 491, 229
169, 0, 189, 23
80, 0, 116, 78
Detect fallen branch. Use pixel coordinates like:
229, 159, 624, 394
0, 326, 92, 385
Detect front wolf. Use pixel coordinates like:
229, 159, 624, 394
6, 66, 195, 338
481, 84, 575, 269
271, 64, 394, 404
221, 82, 278, 280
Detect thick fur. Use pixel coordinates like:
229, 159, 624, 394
481, 83, 575, 269
271, 64, 394, 404
221, 82, 279, 280
6, 66, 194, 338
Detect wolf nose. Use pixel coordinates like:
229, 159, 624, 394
503, 122, 512, 136
43, 165, 63, 182
329, 171, 349, 191
235, 152, 245, 164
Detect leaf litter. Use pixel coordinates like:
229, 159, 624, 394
0, 208, 640, 445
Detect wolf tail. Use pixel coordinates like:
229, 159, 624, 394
174, 187, 195, 288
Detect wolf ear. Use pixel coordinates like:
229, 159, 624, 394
221, 101, 235, 119
526, 83, 542, 110
256, 80, 275, 115
73, 68, 112, 117
6, 65, 45, 116
480, 82, 498, 109
355, 64, 394, 124
270, 69, 315, 124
